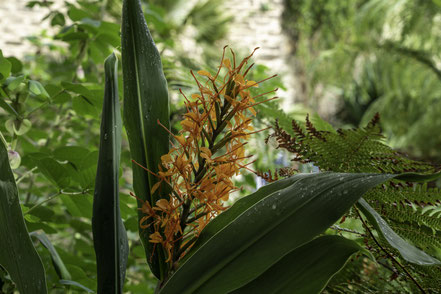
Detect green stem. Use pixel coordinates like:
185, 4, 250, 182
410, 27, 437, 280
16, 167, 37, 184
24, 189, 90, 215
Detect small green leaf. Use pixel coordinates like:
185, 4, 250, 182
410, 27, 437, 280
68, 6, 91, 21
51, 12, 66, 26
6, 75, 25, 91
14, 119, 32, 136
0, 50, 12, 81
29, 80, 50, 99
6, 57, 23, 74
5, 119, 32, 136
5, 119, 14, 135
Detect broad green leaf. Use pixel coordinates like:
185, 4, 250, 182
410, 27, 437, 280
29, 80, 50, 99
357, 198, 441, 265
30, 232, 72, 280
72, 95, 99, 116
231, 235, 362, 294
0, 138, 47, 293
53, 146, 90, 167
0, 50, 12, 81
121, 0, 170, 279
35, 157, 71, 188
92, 53, 129, 294
61, 82, 95, 99
60, 193, 93, 218
184, 175, 306, 262
62, 82, 101, 116
160, 173, 393, 294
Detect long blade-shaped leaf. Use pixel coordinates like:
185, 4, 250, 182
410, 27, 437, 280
0, 139, 47, 293
183, 175, 309, 262
160, 172, 393, 293
92, 53, 129, 293
231, 235, 362, 294
121, 0, 170, 279
357, 198, 441, 265
30, 232, 71, 281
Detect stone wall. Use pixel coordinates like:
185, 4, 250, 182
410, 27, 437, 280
0, 0, 53, 57
224, 0, 296, 107
0, 0, 297, 106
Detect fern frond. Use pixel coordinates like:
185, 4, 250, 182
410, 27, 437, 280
273, 114, 436, 174
270, 113, 441, 292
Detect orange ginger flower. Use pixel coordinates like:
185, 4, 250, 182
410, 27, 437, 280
133, 47, 278, 266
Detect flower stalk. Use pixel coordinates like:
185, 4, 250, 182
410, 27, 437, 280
134, 47, 277, 276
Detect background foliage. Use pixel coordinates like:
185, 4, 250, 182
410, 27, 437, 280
0, 0, 440, 292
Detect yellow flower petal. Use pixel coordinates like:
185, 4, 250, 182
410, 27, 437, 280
175, 135, 186, 146
150, 181, 162, 195
149, 232, 163, 243
197, 70, 213, 78
246, 80, 258, 87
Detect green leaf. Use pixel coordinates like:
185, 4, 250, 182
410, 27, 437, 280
394, 171, 441, 183
92, 53, 129, 294
5, 119, 31, 136
357, 198, 441, 265
68, 6, 91, 21
0, 98, 19, 117
14, 119, 32, 136
184, 176, 304, 262
53, 146, 90, 166
61, 32, 89, 41
29, 80, 50, 99
35, 157, 71, 188
62, 82, 101, 116
30, 232, 72, 280
51, 12, 66, 26
310, 113, 337, 133
160, 173, 393, 293
0, 50, 12, 81
0, 138, 47, 293
60, 193, 93, 218
231, 235, 362, 294
6, 75, 25, 91
6, 57, 23, 74
59, 280, 94, 293
121, 0, 170, 280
